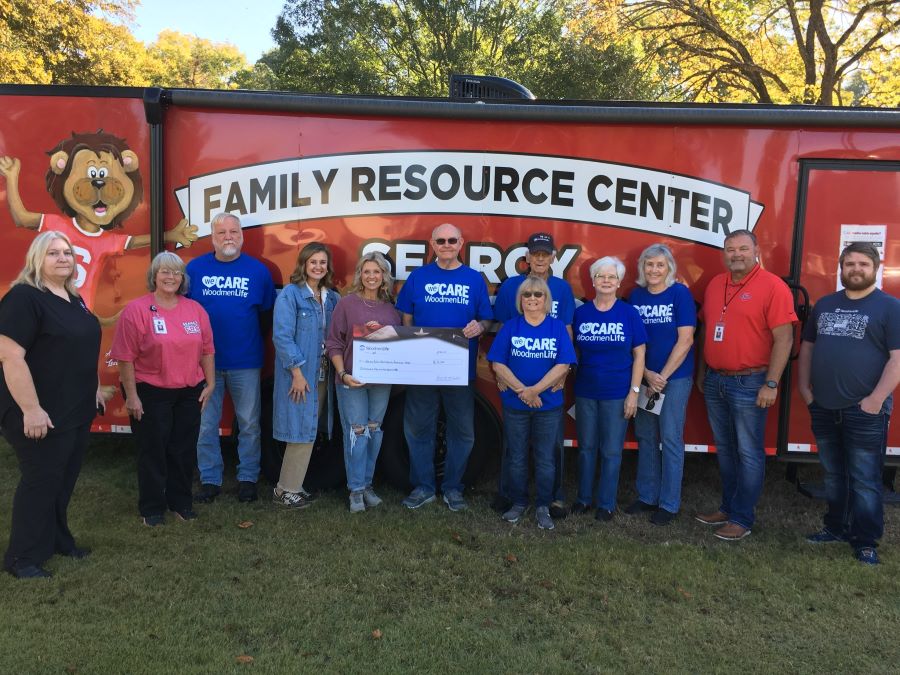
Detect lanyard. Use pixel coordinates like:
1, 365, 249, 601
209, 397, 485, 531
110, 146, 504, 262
720, 265, 760, 321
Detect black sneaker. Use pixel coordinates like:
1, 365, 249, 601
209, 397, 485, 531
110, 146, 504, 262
650, 509, 677, 526
549, 501, 568, 520
194, 483, 221, 504
595, 508, 615, 522
238, 481, 258, 503
6, 563, 52, 579
142, 514, 165, 527
570, 502, 590, 516
624, 499, 657, 515
59, 546, 91, 559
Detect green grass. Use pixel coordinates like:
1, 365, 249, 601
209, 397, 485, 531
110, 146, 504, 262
0, 438, 898, 674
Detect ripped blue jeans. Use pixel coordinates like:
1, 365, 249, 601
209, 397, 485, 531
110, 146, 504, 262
335, 383, 392, 492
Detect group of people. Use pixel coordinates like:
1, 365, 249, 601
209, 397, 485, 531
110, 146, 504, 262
0, 217, 896, 578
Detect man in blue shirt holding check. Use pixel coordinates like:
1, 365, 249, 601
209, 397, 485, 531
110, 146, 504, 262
395, 223, 493, 511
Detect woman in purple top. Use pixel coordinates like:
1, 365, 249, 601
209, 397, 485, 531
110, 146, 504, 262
628, 244, 696, 525
326, 251, 401, 513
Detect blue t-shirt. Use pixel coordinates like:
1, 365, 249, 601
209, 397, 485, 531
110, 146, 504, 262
573, 299, 647, 400
487, 315, 577, 411
396, 262, 493, 379
493, 273, 576, 326
186, 252, 276, 370
802, 288, 900, 411
628, 282, 696, 380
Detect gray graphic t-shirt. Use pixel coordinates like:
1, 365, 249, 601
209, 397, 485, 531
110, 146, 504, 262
803, 288, 900, 410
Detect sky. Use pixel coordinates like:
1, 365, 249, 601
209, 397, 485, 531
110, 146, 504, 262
129, 0, 288, 62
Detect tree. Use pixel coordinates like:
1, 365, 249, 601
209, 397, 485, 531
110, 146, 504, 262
0, 0, 151, 85
617, 0, 900, 105
143, 30, 249, 89
259, 0, 659, 99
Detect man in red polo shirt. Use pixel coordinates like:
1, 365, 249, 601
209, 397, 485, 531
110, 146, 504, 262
696, 229, 797, 540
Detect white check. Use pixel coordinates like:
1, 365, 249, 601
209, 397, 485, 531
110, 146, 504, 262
352, 326, 469, 386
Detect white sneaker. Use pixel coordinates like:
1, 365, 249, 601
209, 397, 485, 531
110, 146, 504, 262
349, 491, 366, 513
273, 487, 310, 509
363, 487, 383, 508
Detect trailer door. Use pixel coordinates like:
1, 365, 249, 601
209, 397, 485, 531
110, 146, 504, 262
785, 159, 900, 465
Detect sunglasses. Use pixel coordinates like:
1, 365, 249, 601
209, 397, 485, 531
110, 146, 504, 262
434, 237, 459, 245
522, 291, 545, 298
646, 391, 660, 411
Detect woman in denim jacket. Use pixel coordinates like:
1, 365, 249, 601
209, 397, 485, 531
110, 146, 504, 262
272, 242, 339, 508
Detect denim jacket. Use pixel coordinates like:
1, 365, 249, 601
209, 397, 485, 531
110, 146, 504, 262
272, 283, 339, 443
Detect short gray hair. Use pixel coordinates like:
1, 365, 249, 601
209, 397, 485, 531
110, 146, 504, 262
515, 275, 553, 315
589, 256, 626, 282
147, 251, 189, 294
635, 244, 677, 288
211, 212, 241, 230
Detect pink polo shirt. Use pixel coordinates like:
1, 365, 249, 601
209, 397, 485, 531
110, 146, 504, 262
110, 293, 214, 388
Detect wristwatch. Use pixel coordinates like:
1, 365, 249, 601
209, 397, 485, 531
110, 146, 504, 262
765, 380, 778, 389
631, 386, 640, 394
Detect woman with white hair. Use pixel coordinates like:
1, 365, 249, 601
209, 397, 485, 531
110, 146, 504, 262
110, 251, 215, 526
627, 244, 695, 525
0, 231, 105, 578
571, 256, 647, 521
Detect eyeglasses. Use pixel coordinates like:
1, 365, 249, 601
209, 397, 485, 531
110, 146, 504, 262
593, 273, 618, 281
646, 391, 660, 411
158, 269, 184, 277
521, 291, 544, 298
434, 238, 459, 245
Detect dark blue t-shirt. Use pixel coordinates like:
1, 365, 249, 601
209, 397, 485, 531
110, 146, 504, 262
487, 314, 576, 411
628, 282, 696, 380
186, 252, 276, 370
574, 299, 647, 400
396, 262, 493, 379
802, 288, 900, 410
493, 273, 576, 326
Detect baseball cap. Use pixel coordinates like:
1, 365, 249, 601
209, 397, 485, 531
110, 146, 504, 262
527, 233, 554, 253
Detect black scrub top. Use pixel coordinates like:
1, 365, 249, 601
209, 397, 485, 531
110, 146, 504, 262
0, 284, 101, 431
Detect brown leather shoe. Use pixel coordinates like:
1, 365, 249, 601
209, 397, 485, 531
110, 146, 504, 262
714, 522, 751, 541
694, 510, 729, 525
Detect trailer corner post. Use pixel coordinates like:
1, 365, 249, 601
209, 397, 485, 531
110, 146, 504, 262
143, 87, 166, 256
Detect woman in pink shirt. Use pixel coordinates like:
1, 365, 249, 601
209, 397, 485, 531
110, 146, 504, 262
110, 252, 215, 526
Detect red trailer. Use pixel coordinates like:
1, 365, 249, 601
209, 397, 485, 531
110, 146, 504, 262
0, 84, 897, 488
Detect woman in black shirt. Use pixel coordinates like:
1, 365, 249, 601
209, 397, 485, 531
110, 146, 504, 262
0, 231, 104, 579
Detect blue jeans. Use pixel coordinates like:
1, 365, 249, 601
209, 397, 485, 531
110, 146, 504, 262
575, 397, 629, 511
336, 383, 392, 492
809, 401, 890, 550
497, 407, 566, 502
703, 370, 768, 529
404, 384, 474, 494
197, 368, 262, 485
503, 405, 560, 508
634, 377, 692, 513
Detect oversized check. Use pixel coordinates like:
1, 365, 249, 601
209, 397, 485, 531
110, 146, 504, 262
352, 326, 469, 386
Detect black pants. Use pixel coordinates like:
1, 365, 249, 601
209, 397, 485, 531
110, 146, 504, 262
130, 382, 202, 517
2, 410, 90, 570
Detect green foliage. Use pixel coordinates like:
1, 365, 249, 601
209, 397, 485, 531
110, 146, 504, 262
143, 30, 249, 89
259, 0, 660, 99
616, 0, 900, 105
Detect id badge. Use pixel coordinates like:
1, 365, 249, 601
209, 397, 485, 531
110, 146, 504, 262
153, 317, 168, 334
713, 322, 725, 342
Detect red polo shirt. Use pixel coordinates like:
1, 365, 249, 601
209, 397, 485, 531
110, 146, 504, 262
702, 265, 797, 371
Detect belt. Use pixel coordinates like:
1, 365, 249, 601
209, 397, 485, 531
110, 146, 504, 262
709, 366, 767, 377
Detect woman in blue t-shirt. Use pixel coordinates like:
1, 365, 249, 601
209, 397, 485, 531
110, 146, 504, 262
487, 276, 576, 530
572, 256, 647, 521
627, 244, 696, 526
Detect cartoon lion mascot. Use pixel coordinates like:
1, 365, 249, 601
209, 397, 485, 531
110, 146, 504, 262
0, 130, 197, 317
